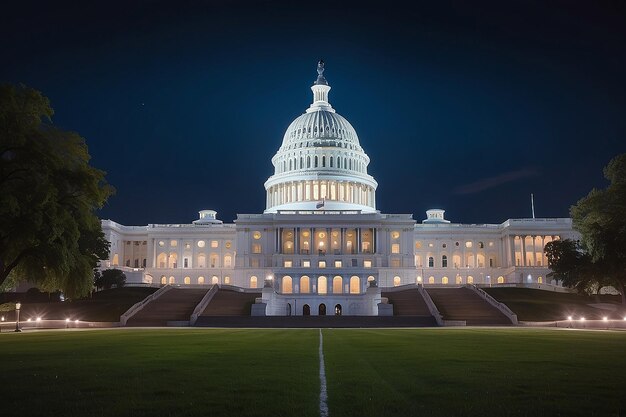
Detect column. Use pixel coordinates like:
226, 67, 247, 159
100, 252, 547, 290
531, 235, 537, 267
521, 235, 527, 267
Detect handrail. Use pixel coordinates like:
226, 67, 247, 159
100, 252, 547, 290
120, 285, 173, 326
189, 284, 219, 326
467, 284, 518, 325
418, 285, 444, 326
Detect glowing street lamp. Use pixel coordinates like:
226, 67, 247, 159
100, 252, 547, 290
14, 302, 22, 332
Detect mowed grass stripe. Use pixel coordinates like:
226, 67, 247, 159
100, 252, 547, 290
323, 328, 626, 417
0, 329, 320, 417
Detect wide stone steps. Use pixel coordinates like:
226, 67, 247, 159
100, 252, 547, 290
426, 287, 512, 325
126, 288, 209, 326
200, 289, 261, 316
193, 315, 438, 328
382, 288, 432, 316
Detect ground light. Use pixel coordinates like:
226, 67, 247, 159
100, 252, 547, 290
36, 317, 42, 322
14, 302, 21, 332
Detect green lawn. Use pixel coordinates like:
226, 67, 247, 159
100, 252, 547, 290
484, 287, 626, 321
1, 328, 625, 417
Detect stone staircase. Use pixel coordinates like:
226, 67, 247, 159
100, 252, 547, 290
125, 288, 209, 326
382, 287, 432, 316
426, 287, 513, 325
199, 288, 261, 316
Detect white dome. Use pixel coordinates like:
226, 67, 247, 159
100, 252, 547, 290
264, 61, 377, 213
279, 110, 364, 154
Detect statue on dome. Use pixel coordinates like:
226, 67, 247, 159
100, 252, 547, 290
315, 60, 328, 85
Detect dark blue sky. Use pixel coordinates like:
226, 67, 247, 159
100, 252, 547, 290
2, 1, 626, 225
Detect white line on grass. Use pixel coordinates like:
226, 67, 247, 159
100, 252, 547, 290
319, 328, 329, 417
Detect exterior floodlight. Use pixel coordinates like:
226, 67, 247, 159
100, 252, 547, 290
624, 317, 626, 321
603, 317, 608, 321
66, 318, 70, 322
580, 317, 585, 321
74, 319, 79, 323
1, 316, 4, 321
36, 317, 42, 322
27, 318, 31, 322
567, 316, 572, 321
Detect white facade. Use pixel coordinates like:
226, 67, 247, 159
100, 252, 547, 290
101, 61, 577, 315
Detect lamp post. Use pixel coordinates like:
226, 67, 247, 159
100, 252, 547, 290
14, 302, 22, 332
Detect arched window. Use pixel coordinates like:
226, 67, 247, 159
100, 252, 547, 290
467, 276, 474, 284
322, 156, 326, 167
211, 276, 219, 285
300, 276, 310, 293
428, 257, 434, 268
442, 255, 448, 268
319, 304, 326, 316
224, 255, 232, 267
157, 253, 167, 268
250, 276, 258, 288
184, 276, 190, 285
317, 276, 327, 294
538, 276, 543, 284
350, 276, 360, 294
428, 276, 435, 284
197, 254, 206, 268
210, 254, 219, 268
198, 276, 205, 284
334, 304, 342, 316
314, 155, 318, 167
332, 276, 342, 294
142, 258, 147, 268
497, 276, 505, 284
169, 276, 176, 284
456, 275, 462, 284
330, 156, 334, 167
393, 276, 401, 287
442, 276, 449, 285
303, 304, 311, 315
282, 276, 293, 294
307, 156, 311, 168
160, 275, 167, 285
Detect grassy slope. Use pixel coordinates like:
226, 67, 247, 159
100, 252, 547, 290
5, 287, 157, 322
323, 328, 626, 417
484, 287, 626, 321
0, 329, 320, 417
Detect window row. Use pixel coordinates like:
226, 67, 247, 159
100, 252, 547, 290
156, 253, 233, 269
277, 275, 371, 295
418, 254, 496, 268
282, 259, 374, 268
157, 240, 231, 249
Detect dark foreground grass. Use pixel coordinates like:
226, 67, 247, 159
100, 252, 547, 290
323, 328, 626, 417
0, 329, 320, 417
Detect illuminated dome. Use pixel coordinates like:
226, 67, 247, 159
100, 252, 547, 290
265, 61, 377, 212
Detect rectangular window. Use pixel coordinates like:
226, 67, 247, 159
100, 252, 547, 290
302, 260, 311, 268
391, 259, 401, 267
364, 260, 372, 268
252, 243, 262, 254
334, 260, 342, 268
250, 259, 260, 268
489, 258, 494, 267
351, 258, 357, 267
183, 258, 189, 268
319, 260, 326, 268
211, 240, 219, 248
284, 260, 293, 268
391, 243, 400, 254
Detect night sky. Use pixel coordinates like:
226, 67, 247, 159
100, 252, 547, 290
2, 1, 626, 225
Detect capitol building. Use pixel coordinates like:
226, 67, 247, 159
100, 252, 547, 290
101, 61, 576, 316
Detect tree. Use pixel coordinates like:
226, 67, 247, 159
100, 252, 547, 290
544, 239, 603, 295
547, 153, 626, 304
94, 268, 126, 290
0, 84, 114, 298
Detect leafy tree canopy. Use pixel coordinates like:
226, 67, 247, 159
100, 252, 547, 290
547, 153, 626, 304
0, 84, 114, 298
95, 268, 126, 290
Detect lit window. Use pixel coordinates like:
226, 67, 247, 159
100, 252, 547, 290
302, 260, 311, 268
252, 243, 262, 254
198, 276, 205, 284
158, 240, 165, 247
415, 241, 422, 249
489, 241, 494, 247
428, 243, 434, 248
211, 240, 219, 248
391, 244, 400, 254
250, 276, 258, 288
185, 243, 191, 249
334, 260, 342, 268
393, 276, 401, 286
197, 240, 205, 248
428, 276, 435, 284
225, 241, 232, 249
224, 276, 231, 284
170, 240, 178, 247
391, 259, 400, 267
391, 231, 400, 239
184, 276, 191, 285
442, 276, 449, 284
253, 231, 261, 240
467, 276, 474, 284
250, 259, 260, 267
319, 261, 326, 268
465, 241, 472, 248
478, 242, 484, 249
364, 260, 372, 268
284, 260, 293, 268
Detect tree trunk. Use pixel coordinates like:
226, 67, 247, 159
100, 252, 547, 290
618, 281, 626, 306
